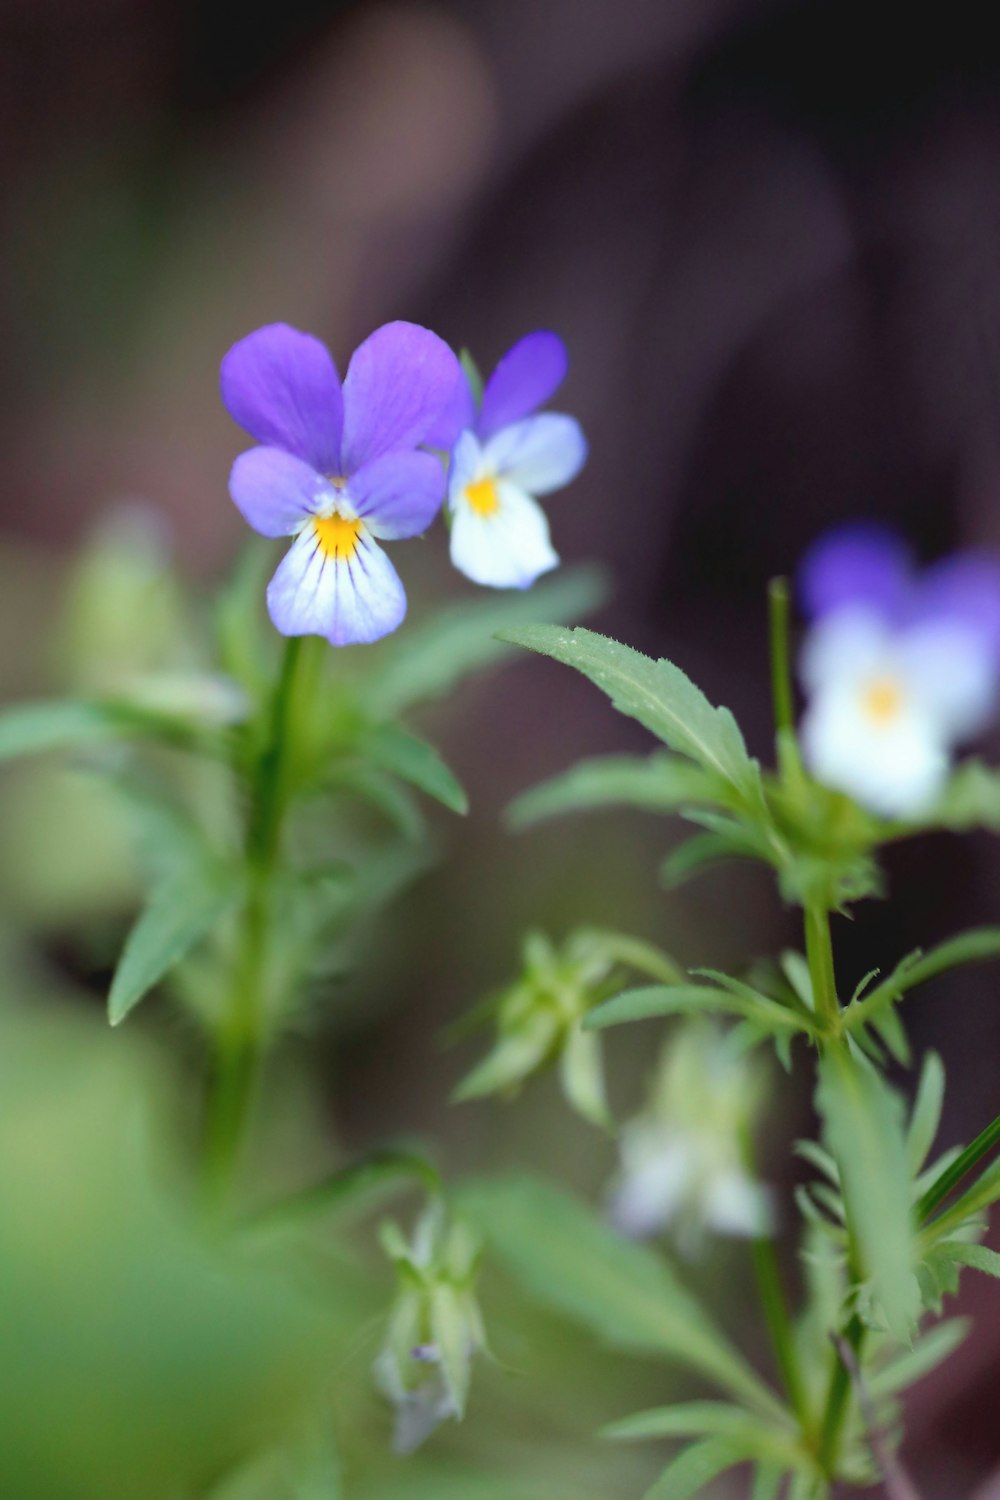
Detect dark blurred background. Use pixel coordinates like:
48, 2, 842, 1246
4, 0, 1000, 1494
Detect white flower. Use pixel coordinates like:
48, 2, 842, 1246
608, 1026, 772, 1252
800, 606, 997, 818
448, 418, 586, 588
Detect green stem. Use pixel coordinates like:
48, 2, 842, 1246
818, 1312, 865, 1475
768, 577, 804, 783
202, 636, 304, 1209
918, 1108, 1000, 1223
804, 900, 839, 1032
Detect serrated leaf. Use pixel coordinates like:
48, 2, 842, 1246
816, 1046, 920, 1341
906, 1052, 945, 1175
108, 859, 242, 1025
364, 724, 468, 814
456, 1174, 786, 1421
933, 1240, 1000, 1277
496, 626, 763, 808
507, 752, 724, 831
365, 567, 607, 718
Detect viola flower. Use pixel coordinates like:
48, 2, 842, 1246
443, 331, 587, 589
797, 524, 1000, 818
373, 1205, 485, 1454
607, 1025, 772, 1253
221, 321, 460, 645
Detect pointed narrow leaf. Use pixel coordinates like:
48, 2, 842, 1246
603, 1401, 769, 1442
507, 752, 724, 831
934, 1241, 1000, 1277
586, 984, 809, 1037
496, 625, 762, 806
0, 700, 122, 763
364, 724, 468, 814
643, 1437, 765, 1500
906, 1052, 945, 1175
559, 1022, 611, 1129
816, 1046, 920, 1340
456, 1173, 786, 1421
868, 1317, 970, 1397
850, 929, 1000, 1032
108, 861, 241, 1025
751, 1466, 785, 1500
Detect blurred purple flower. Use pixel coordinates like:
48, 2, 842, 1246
442, 332, 588, 589
221, 322, 460, 645
796, 523, 1000, 816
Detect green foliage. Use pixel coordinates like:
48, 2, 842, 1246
453, 929, 680, 1129
108, 854, 243, 1025
815, 1045, 920, 1341
497, 626, 763, 808
362, 724, 468, 815
845, 927, 1000, 1045
457, 1173, 787, 1422
506, 752, 724, 831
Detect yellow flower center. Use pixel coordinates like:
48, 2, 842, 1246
314, 513, 363, 560
861, 675, 904, 725
464, 476, 500, 517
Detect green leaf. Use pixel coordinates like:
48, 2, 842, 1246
496, 626, 763, 807
108, 859, 242, 1025
603, 1402, 769, 1442
586, 983, 809, 1038
848, 929, 1000, 1034
751, 1465, 786, 1500
456, 1173, 786, 1421
934, 1240, 1000, 1277
507, 752, 723, 831
365, 567, 607, 718
816, 1046, 920, 1341
868, 1317, 969, 1397
363, 724, 468, 814
459, 348, 484, 404
906, 1052, 945, 1176
643, 1436, 779, 1500
0, 700, 122, 763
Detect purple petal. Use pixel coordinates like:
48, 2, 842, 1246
421, 360, 478, 450
229, 447, 326, 537
477, 332, 568, 442
220, 324, 343, 473
797, 522, 912, 622
267, 523, 406, 645
350, 450, 446, 540
340, 322, 462, 472
911, 553, 1000, 661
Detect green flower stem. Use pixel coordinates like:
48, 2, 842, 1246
202, 635, 305, 1208
918, 1107, 1000, 1224
804, 900, 840, 1033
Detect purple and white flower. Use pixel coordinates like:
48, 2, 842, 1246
798, 523, 1000, 817
443, 332, 588, 589
221, 321, 461, 645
